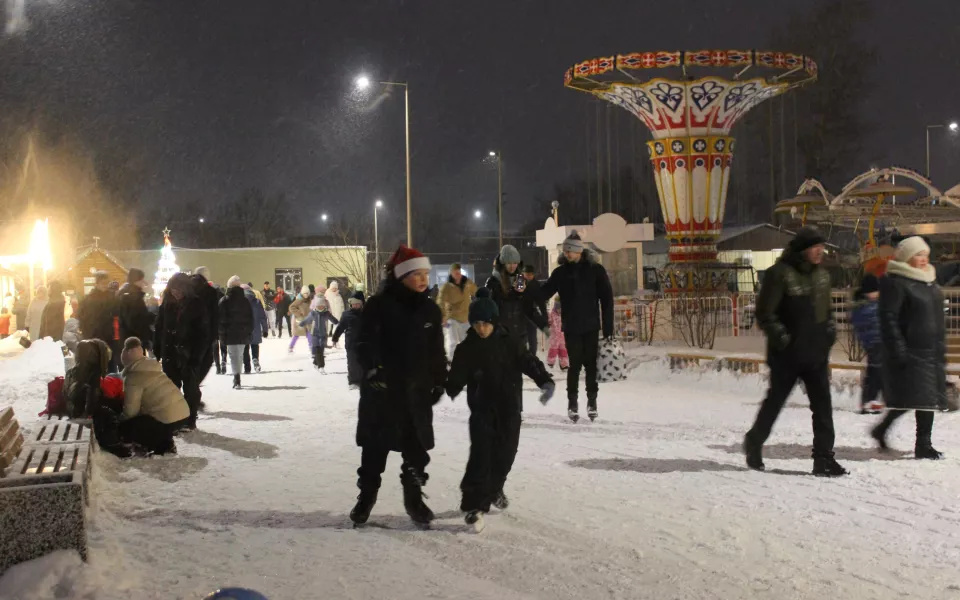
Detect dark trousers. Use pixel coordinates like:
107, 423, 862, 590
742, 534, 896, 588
526, 321, 539, 355
875, 409, 935, 448
746, 358, 835, 459
212, 341, 222, 373
460, 411, 521, 512
277, 313, 291, 337
163, 359, 202, 424
357, 420, 430, 491
243, 344, 260, 372
199, 343, 215, 382
346, 349, 363, 385
118, 415, 189, 454
861, 362, 883, 407
566, 332, 600, 410
312, 343, 326, 369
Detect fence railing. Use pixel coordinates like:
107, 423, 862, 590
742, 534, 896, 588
614, 288, 960, 346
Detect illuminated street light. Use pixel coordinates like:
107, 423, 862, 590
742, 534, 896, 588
355, 75, 371, 90
321, 213, 328, 222
375, 199, 384, 208
951, 122, 959, 132
198, 217, 205, 224
474, 210, 482, 219
926, 120, 960, 177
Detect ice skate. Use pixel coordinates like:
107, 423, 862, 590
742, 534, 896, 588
812, 457, 848, 477
568, 408, 580, 423
915, 446, 944, 460
320, 368, 327, 375
232, 374, 242, 390
743, 436, 765, 471
492, 489, 509, 510
253, 359, 261, 373
402, 470, 434, 527
587, 407, 598, 422
860, 401, 883, 415
350, 489, 378, 526
464, 510, 485, 533
870, 424, 889, 451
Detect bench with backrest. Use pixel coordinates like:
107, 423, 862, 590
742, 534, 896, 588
0, 407, 93, 574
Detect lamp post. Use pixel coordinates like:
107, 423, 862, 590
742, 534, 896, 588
489, 150, 503, 247
198, 217, 205, 247
357, 75, 413, 247
374, 200, 383, 280
926, 121, 959, 178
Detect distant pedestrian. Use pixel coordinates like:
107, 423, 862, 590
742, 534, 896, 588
25, 285, 48, 341
325, 281, 345, 339
299, 296, 338, 373
437, 263, 478, 360
850, 274, 883, 414
288, 286, 313, 353
333, 292, 365, 388
262, 281, 278, 338
219, 276, 254, 389
243, 284, 268, 373
275, 287, 293, 337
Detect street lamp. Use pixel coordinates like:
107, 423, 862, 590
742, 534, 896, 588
374, 200, 384, 279
474, 209, 482, 219
926, 121, 959, 178
488, 150, 503, 247
321, 213, 328, 222
356, 74, 413, 247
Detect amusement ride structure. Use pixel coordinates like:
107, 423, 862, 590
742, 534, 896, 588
565, 50, 817, 291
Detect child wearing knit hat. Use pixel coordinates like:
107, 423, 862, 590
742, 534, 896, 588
445, 288, 555, 532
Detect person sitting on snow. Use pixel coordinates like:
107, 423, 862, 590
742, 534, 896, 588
445, 288, 555, 531
97, 337, 192, 457
299, 296, 339, 373
332, 291, 365, 389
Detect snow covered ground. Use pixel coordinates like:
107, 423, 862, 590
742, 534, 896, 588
3, 338, 960, 599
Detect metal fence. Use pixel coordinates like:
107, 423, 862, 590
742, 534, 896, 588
613, 288, 960, 345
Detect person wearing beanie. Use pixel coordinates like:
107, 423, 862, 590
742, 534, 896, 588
299, 296, 338, 373
218, 275, 254, 390
850, 273, 884, 414
117, 266, 156, 359
154, 273, 209, 428
745, 226, 847, 476
445, 287, 555, 530
350, 244, 447, 527
191, 266, 223, 378
484, 245, 548, 411
871, 236, 946, 459
287, 285, 315, 353
437, 263, 479, 360
538, 230, 613, 423
333, 291, 366, 388
325, 281, 346, 340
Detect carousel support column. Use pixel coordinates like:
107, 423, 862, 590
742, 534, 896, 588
867, 193, 885, 246
801, 204, 809, 226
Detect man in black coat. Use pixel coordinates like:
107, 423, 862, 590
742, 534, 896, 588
193, 267, 222, 379
219, 276, 254, 390
116, 269, 155, 353
78, 271, 120, 371
446, 290, 554, 522
522, 264, 547, 355
351, 245, 447, 527
154, 272, 210, 428
539, 232, 613, 423
332, 292, 365, 388
744, 227, 847, 477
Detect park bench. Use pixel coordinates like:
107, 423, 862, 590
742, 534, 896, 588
0, 407, 94, 575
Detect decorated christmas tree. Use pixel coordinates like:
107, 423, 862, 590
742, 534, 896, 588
153, 227, 181, 297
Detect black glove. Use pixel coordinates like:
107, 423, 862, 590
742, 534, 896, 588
539, 381, 556, 405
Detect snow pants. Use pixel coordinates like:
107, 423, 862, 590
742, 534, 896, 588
746, 358, 836, 459
460, 410, 521, 512
874, 409, 934, 449
444, 321, 469, 361
566, 332, 599, 411
861, 362, 883, 408
357, 418, 430, 492
162, 359, 202, 425
346, 349, 363, 385
547, 329, 569, 369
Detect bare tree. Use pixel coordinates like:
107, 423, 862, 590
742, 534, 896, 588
311, 215, 376, 291
654, 268, 730, 350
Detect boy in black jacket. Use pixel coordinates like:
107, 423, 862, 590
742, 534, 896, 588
446, 289, 555, 531
332, 291, 365, 389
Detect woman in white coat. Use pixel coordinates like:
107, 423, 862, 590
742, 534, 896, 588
324, 281, 345, 338
26, 286, 48, 341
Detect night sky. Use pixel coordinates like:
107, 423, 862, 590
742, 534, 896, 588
2, 0, 959, 241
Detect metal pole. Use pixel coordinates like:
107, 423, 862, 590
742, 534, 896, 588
404, 85, 412, 247
926, 126, 932, 178
497, 153, 503, 248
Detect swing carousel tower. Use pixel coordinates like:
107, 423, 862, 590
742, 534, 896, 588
565, 50, 817, 291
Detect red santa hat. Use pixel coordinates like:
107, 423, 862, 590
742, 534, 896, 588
391, 245, 431, 279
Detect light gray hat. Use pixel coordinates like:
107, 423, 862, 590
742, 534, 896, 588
562, 231, 584, 254
499, 244, 522, 264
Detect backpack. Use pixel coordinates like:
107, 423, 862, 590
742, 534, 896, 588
64, 339, 111, 418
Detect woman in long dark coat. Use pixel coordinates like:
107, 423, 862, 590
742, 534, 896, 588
872, 236, 946, 459
350, 245, 447, 527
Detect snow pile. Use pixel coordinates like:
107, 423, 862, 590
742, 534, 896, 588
0, 338, 65, 417
1, 338, 958, 599
0, 330, 29, 359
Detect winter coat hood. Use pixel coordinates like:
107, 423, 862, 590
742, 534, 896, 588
557, 247, 598, 266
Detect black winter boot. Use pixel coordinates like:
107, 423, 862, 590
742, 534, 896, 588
350, 489, 379, 525
915, 446, 944, 460
870, 424, 889, 451
400, 467, 434, 526
233, 374, 241, 390
812, 456, 848, 477
743, 435, 764, 471
492, 489, 509, 510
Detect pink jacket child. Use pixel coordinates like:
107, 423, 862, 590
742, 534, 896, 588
546, 301, 569, 370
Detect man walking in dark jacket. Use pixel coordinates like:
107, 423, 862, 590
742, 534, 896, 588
117, 269, 155, 354
193, 267, 221, 380
78, 271, 119, 370
219, 276, 254, 389
539, 232, 613, 423
744, 227, 847, 477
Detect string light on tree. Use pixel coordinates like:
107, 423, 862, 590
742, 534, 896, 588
153, 227, 180, 297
